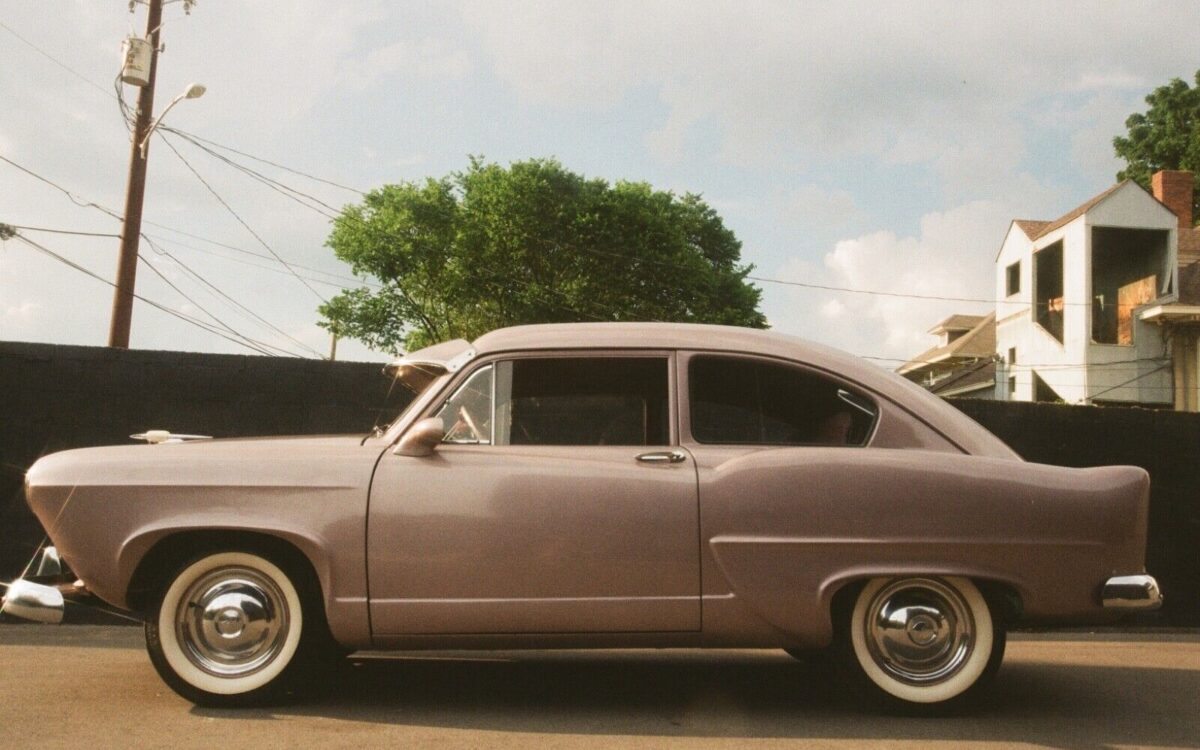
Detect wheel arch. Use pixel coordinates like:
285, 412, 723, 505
820, 569, 1026, 638
124, 528, 328, 617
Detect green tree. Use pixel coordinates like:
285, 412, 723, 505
1113, 69, 1200, 223
320, 157, 767, 353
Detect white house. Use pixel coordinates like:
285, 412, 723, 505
994, 170, 1196, 407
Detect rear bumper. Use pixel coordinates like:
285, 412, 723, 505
1102, 574, 1163, 610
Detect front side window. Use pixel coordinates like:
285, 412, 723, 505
436, 365, 494, 444
434, 357, 670, 446
689, 356, 876, 446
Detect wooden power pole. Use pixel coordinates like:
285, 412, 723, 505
108, 0, 163, 348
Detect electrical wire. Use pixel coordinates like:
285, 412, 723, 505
0, 155, 124, 220
164, 127, 366, 196
0, 225, 121, 238
13, 233, 302, 356
136, 252, 283, 356
0, 157, 332, 357
0, 20, 117, 101
142, 228, 381, 286
141, 234, 329, 358
162, 130, 342, 218
156, 134, 330, 304
1, 17, 1146, 316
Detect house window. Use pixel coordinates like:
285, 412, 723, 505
1091, 227, 1170, 345
1035, 240, 1064, 344
1005, 261, 1021, 297
1007, 347, 1017, 365
1008, 376, 1016, 396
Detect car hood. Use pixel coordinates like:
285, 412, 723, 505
26, 434, 375, 489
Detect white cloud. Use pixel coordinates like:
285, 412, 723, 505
339, 38, 472, 92
461, 1, 1200, 178
3, 300, 42, 322
770, 200, 1013, 361
1068, 72, 1145, 92
1068, 93, 1143, 187
784, 185, 864, 230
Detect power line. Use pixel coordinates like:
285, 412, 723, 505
13, 233, 298, 356
869, 354, 1171, 370
1, 224, 122, 238
143, 231, 382, 289
163, 129, 343, 218
0, 155, 124, 220
156, 134, 330, 304
136, 252, 281, 356
0, 20, 117, 101
141, 234, 328, 358
1086, 364, 1173, 398
165, 127, 366, 196
0, 157, 329, 357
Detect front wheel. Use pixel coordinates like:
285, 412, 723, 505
145, 551, 307, 706
843, 576, 1005, 709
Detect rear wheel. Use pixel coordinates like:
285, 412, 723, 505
145, 551, 311, 706
842, 576, 1005, 709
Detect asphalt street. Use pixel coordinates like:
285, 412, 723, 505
1, 626, 1197, 749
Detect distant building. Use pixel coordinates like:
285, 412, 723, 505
995, 170, 1198, 408
897, 313, 996, 399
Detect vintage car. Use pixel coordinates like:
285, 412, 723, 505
4, 322, 1161, 708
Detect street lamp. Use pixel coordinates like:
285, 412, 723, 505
139, 83, 206, 156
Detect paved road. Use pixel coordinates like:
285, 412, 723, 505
1, 626, 1198, 749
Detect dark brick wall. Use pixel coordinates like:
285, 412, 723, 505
950, 399, 1200, 626
1, 341, 411, 584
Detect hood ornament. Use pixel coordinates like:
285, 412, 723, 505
130, 430, 213, 444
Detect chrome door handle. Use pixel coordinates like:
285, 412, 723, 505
636, 450, 687, 464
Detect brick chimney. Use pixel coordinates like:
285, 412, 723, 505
1151, 170, 1193, 229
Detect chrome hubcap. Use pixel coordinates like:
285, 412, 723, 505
863, 578, 974, 685
175, 567, 289, 677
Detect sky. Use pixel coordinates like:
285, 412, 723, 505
2, 1, 1199, 365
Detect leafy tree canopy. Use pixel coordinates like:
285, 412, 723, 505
1113, 69, 1200, 223
320, 157, 767, 353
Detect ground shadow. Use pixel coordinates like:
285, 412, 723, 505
193, 649, 1200, 749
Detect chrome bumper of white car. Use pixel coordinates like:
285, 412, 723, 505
0, 546, 73, 624
1102, 574, 1163, 610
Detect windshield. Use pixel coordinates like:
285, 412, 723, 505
370, 362, 446, 437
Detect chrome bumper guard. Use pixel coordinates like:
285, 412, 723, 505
1, 546, 76, 624
1102, 574, 1163, 610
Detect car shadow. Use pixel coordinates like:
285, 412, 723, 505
193, 649, 1200, 748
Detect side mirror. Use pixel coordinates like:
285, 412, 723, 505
393, 416, 445, 457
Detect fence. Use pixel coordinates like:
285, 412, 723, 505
1, 341, 1195, 624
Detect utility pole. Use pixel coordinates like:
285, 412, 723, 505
108, 0, 163, 348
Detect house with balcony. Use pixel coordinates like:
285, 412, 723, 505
994, 170, 1197, 407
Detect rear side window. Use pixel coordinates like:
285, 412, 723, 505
689, 356, 876, 446
496, 357, 670, 446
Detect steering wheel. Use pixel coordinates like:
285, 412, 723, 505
459, 406, 485, 443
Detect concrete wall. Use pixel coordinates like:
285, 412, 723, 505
1, 341, 411, 586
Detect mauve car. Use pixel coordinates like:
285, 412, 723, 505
3, 322, 1161, 708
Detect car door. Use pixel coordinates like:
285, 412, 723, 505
367, 351, 701, 635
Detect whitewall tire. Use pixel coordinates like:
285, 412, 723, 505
145, 551, 305, 705
846, 576, 1003, 707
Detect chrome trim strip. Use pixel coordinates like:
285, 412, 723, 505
1102, 574, 1163, 610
